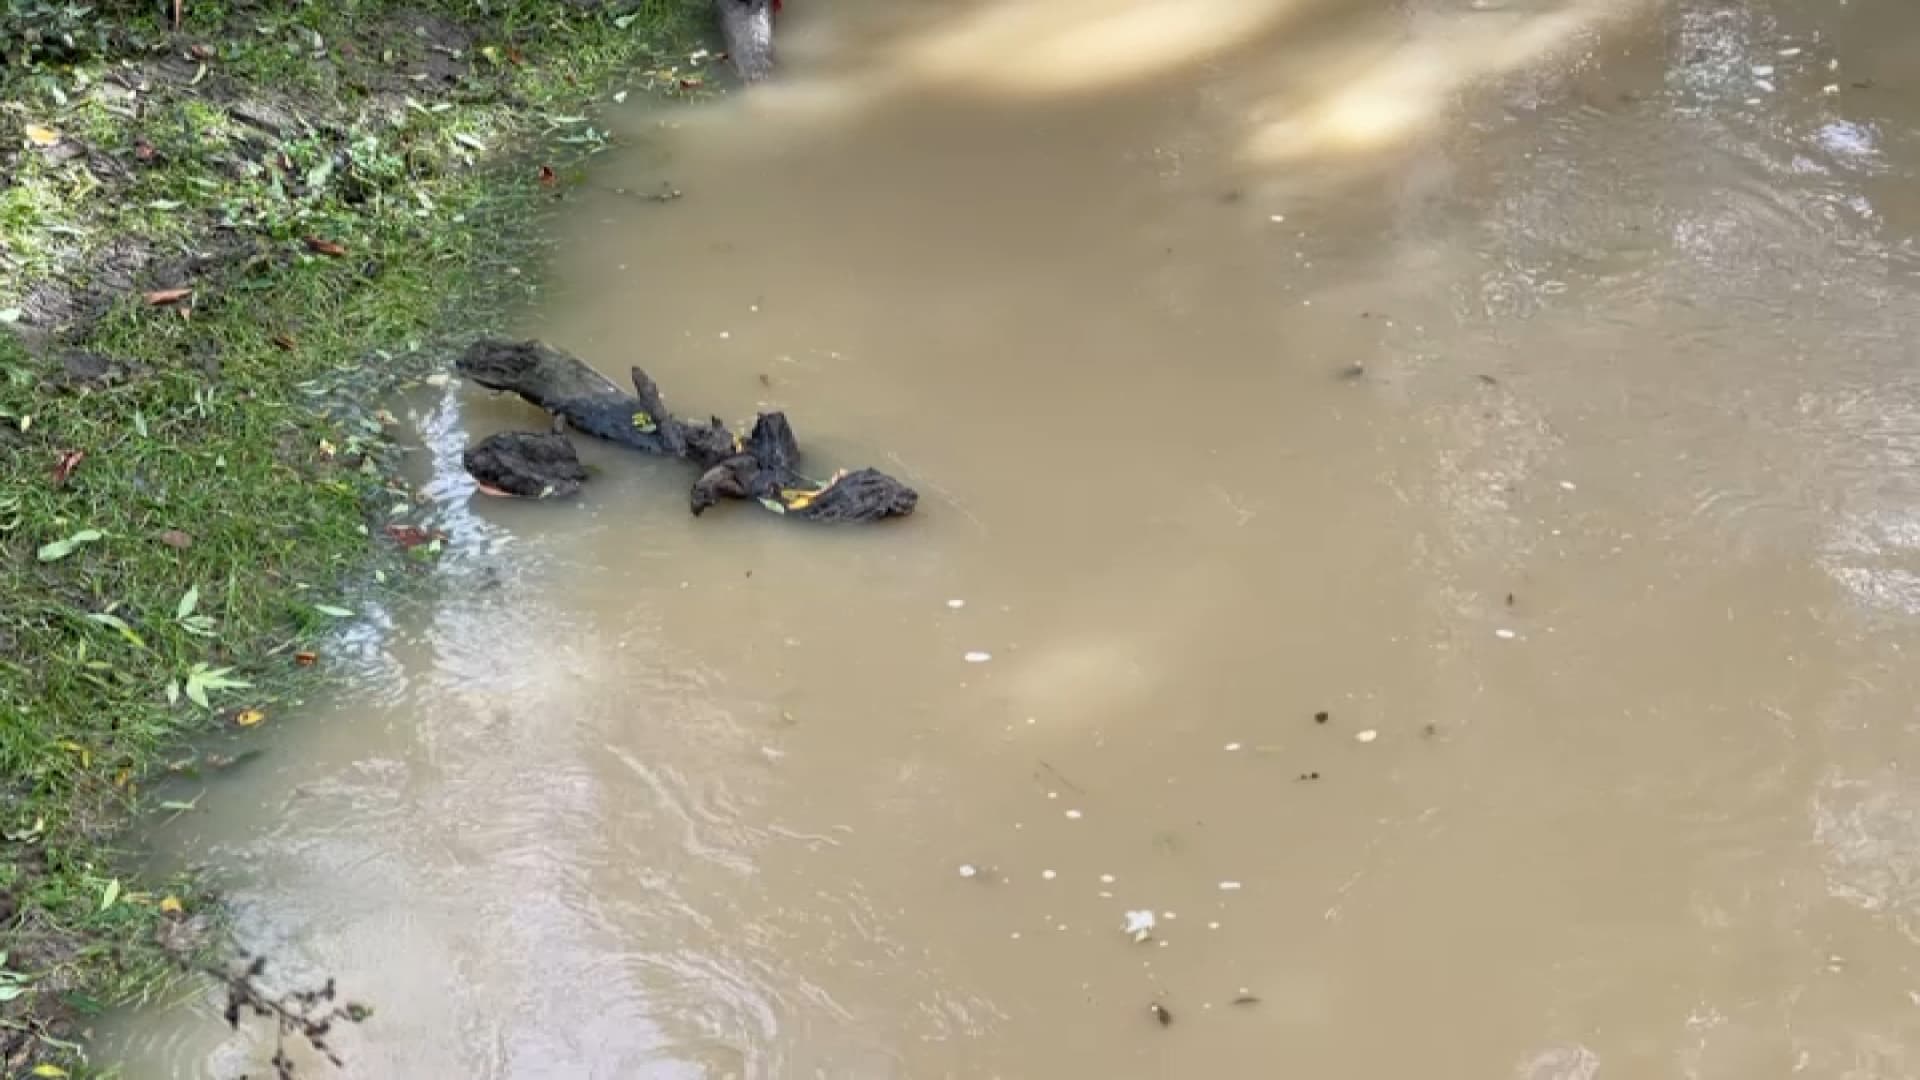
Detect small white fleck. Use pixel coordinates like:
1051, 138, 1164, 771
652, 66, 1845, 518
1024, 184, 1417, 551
719, 331, 731, 339
1208, 921, 1221, 929
964, 651, 992, 663
1823, 83, 1840, 94
1057, 923, 1069, 931
1559, 480, 1577, 491
1098, 890, 1114, 898
1158, 939, 1169, 948
1065, 809, 1084, 820
1355, 729, 1378, 743
947, 598, 965, 609
1754, 79, 1775, 92
1269, 213, 1286, 223
1100, 873, 1116, 884
1046, 791, 1058, 800
613, 90, 629, 103
1162, 911, 1177, 920
1218, 881, 1243, 891
1751, 64, 1775, 76
1224, 742, 1243, 751
1495, 628, 1517, 640
1010, 931, 1022, 940
1778, 47, 1802, 57
1124, 909, 1156, 941
958, 864, 978, 879
1042, 869, 1057, 881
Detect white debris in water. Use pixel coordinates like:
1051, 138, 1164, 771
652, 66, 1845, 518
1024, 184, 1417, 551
1208, 921, 1221, 930
1224, 742, 1243, 751
1218, 881, 1243, 891
1124, 910, 1156, 942
1496, 628, 1518, 640
1755, 79, 1776, 93
1355, 729, 1379, 743
1162, 911, 1177, 920
719, 331, 731, 339
1559, 480, 1578, 491
1824, 84, 1841, 94
1047, 791, 1058, 800
1269, 214, 1286, 223
1752, 64, 1775, 76
1100, 873, 1116, 884
612, 90, 629, 103
1065, 809, 1084, 820
964, 651, 992, 663
1010, 931, 1022, 940
947, 599, 965, 609
1042, 869, 1057, 881
958, 864, 978, 879
1778, 47, 1802, 57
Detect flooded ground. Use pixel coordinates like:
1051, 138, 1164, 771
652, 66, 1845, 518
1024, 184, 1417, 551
102, 0, 1920, 1075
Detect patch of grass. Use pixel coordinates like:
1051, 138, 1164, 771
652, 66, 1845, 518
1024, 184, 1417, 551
1, 0, 719, 1072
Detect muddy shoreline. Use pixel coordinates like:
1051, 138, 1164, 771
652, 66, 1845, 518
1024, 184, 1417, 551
0, 2, 719, 1072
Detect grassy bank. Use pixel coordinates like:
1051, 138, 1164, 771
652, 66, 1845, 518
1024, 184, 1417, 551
1, 2, 714, 1071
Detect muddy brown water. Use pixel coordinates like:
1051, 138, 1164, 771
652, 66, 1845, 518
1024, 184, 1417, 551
102, 0, 1920, 1076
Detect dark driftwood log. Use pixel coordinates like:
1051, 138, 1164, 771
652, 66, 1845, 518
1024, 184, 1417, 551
456, 339, 917, 523
462, 431, 588, 498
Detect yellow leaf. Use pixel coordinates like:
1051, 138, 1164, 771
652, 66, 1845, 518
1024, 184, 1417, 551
33, 1064, 70, 1077
159, 895, 184, 915
780, 489, 816, 511
25, 124, 61, 147
114, 767, 132, 788
235, 709, 265, 727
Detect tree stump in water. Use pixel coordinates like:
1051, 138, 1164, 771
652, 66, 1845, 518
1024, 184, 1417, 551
455, 339, 918, 523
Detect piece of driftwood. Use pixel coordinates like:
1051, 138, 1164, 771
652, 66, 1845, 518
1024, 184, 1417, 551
462, 431, 588, 499
455, 339, 917, 523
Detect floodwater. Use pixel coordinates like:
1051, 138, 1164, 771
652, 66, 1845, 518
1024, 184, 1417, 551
105, 0, 1920, 1075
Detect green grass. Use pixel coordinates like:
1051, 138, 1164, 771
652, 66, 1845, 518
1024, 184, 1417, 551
1, 1, 717, 1072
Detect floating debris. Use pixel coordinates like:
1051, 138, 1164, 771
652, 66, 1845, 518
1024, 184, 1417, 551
1559, 480, 1577, 491
1150, 1002, 1174, 1027
947, 598, 966, 609
1218, 880, 1243, 891
1042, 869, 1057, 880
958, 864, 979, 879
1100, 873, 1116, 884
1314, 710, 1330, 724
1223, 742, 1243, 751
1495, 628, 1517, 640
1355, 729, 1378, 743
1065, 809, 1084, 820
1124, 909, 1157, 942
964, 651, 992, 663
1232, 991, 1261, 1006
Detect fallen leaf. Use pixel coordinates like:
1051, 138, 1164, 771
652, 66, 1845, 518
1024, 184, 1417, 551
100, 877, 121, 911
51, 449, 85, 488
234, 708, 265, 727
158, 529, 194, 549
143, 287, 192, 306
304, 236, 347, 257
537, 164, 557, 186
476, 482, 516, 497
294, 651, 318, 667
25, 123, 61, 147
134, 139, 157, 161
384, 524, 436, 548
38, 528, 104, 562
271, 333, 297, 351
32, 1064, 70, 1078
159, 895, 185, 915
189, 43, 214, 59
